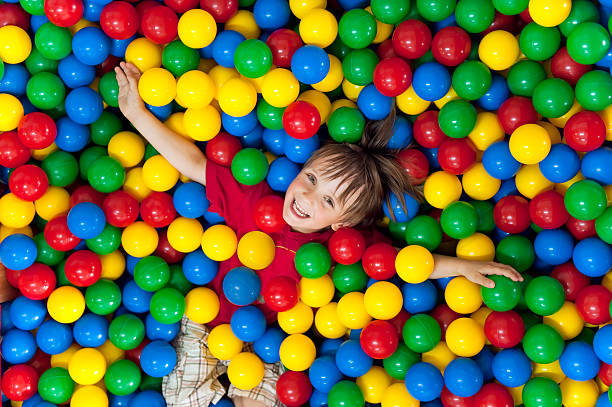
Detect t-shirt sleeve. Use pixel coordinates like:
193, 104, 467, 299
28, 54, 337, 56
205, 160, 270, 226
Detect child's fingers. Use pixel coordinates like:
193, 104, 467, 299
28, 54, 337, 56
467, 272, 495, 288
115, 66, 128, 87
485, 263, 523, 281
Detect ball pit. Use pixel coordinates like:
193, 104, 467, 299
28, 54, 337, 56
0, 0, 612, 406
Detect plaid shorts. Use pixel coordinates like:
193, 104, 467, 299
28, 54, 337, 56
162, 317, 284, 407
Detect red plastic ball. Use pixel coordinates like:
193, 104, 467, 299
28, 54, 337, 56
519, 7, 533, 23
100, 1, 140, 40
276, 371, 312, 407
388, 308, 411, 337
528, 190, 568, 230
431, 26, 471, 67
482, 12, 518, 35
27, 348, 51, 375
4, 267, 21, 288
163, 0, 199, 13
566, 216, 597, 240
413, 110, 447, 148
155, 229, 185, 264
69, 185, 105, 208
397, 148, 429, 185
0, 3, 30, 30
44, 0, 83, 27
252, 195, 287, 234
140, 191, 176, 228
328, 227, 366, 265
493, 195, 531, 234
9, 164, 49, 202
392, 19, 432, 60
199, 0, 237, 22
97, 54, 121, 78
0, 131, 30, 168
441, 386, 474, 407
437, 138, 476, 175
44, 215, 81, 251
362, 243, 397, 280
563, 111, 606, 152
205, 132, 242, 167
550, 262, 590, 302
360, 320, 398, 359
103, 190, 140, 228
373, 57, 412, 97
64, 250, 102, 287
1, 364, 39, 401
575, 285, 612, 325
598, 363, 612, 387
266, 28, 303, 68
262, 275, 298, 312
17, 113, 56, 150
497, 96, 538, 135
140, 5, 178, 44
376, 39, 397, 59
125, 338, 149, 366
282, 101, 321, 140
550, 47, 592, 87
17, 263, 56, 300
483, 310, 525, 349
473, 383, 513, 407
430, 304, 461, 341
135, 0, 158, 34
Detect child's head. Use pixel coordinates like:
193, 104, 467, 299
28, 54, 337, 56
282, 109, 420, 233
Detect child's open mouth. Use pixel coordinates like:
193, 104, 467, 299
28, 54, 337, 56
291, 199, 310, 218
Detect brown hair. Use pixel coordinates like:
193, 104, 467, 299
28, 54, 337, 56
304, 108, 422, 227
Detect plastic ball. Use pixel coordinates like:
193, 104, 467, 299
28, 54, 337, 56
478, 30, 519, 71
559, 341, 600, 382
575, 285, 612, 325
298, 8, 338, 48
522, 323, 564, 364
1, 364, 39, 401
9, 164, 49, 202
73, 313, 107, 348
121, 221, 159, 258
360, 320, 398, 359
565, 180, 607, 221
0, 25, 31, 64
363, 281, 402, 320
424, 171, 462, 209
47, 286, 85, 324
405, 362, 444, 402
445, 276, 482, 314
223, 266, 261, 306
560, 378, 599, 407
177, 8, 216, 48
484, 310, 525, 348
70, 384, 108, 407
279, 333, 316, 371
564, 111, 606, 152
402, 313, 441, 353
2, 328, 36, 364
263, 275, 298, 312
445, 357, 484, 398
509, 123, 551, 165
17, 112, 56, 149
522, 377, 562, 407
140, 340, 177, 377
104, 359, 141, 396
231, 305, 266, 342
276, 371, 312, 407
68, 348, 106, 385
567, 21, 610, 65
38, 367, 75, 404
0, 233, 37, 270
445, 317, 485, 357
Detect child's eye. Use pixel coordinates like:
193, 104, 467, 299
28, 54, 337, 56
325, 197, 334, 208
307, 174, 316, 184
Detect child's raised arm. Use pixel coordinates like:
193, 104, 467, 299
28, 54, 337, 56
430, 254, 523, 288
115, 62, 207, 185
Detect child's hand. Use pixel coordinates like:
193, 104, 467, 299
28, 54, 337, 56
115, 62, 145, 120
460, 260, 523, 288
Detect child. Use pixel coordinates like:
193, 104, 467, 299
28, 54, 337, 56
115, 62, 521, 407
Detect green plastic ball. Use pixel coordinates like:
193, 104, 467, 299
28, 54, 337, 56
20, 0, 44, 15
342, 48, 378, 86
492, 0, 528, 15
383, 343, 420, 380
99, 71, 119, 108
34, 23, 72, 61
524, 276, 565, 316
91, 112, 122, 146
41, 150, 79, 187
338, 9, 377, 49
451, 60, 492, 101
34, 232, 65, 266
495, 235, 535, 273
559, 0, 599, 38
38, 367, 74, 404
522, 324, 564, 364
405, 215, 443, 252
328, 381, 365, 407
162, 40, 199, 77
87, 156, 126, 193
416, 0, 455, 22
134, 256, 171, 292
109, 313, 145, 350
150, 287, 186, 324
328, 107, 365, 143
26, 72, 66, 110
440, 201, 478, 240
506, 60, 547, 98
167, 264, 194, 296
481, 275, 522, 311
370, 0, 410, 24
575, 70, 612, 111
295, 242, 332, 278
402, 313, 441, 353
86, 224, 121, 255
55, 260, 74, 287
455, 0, 495, 33
105, 359, 142, 396
326, 36, 352, 61
388, 221, 409, 243
471, 200, 495, 233
531, 78, 574, 118
25, 48, 59, 74
438, 99, 477, 139
256, 99, 285, 130
85, 279, 122, 315
595, 206, 612, 244
567, 21, 610, 65
230, 148, 269, 186
139, 374, 163, 392
519, 23, 561, 61
234, 39, 273, 78
564, 179, 607, 221
79, 146, 107, 180
332, 262, 368, 294
522, 377, 562, 407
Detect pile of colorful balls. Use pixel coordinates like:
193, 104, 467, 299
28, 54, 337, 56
1, 0, 612, 405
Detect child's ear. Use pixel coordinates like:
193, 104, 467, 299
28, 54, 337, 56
331, 223, 348, 231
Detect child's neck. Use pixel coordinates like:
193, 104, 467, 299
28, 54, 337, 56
289, 225, 331, 234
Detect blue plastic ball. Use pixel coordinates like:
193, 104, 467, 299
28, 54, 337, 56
262, 128, 286, 156
173, 182, 209, 218
267, 157, 300, 192
54, 116, 90, 152
581, 147, 612, 186
401, 281, 437, 314
73, 313, 108, 348
473, 348, 495, 382
0, 63, 29, 96
492, 178, 519, 203
383, 191, 420, 223
539, 143, 581, 183
284, 133, 320, 164
129, 390, 167, 407
122, 280, 153, 313
72, 27, 111, 66
1, 328, 36, 364
405, 362, 444, 402
253, 0, 291, 30
335, 339, 373, 378
491, 348, 532, 388
412, 62, 451, 102
597, 393, 612, 407
67, 202, 106, 239
58, 54, 96, 89
146, 102, 172, 121
30, 14, 49, 31
1, 301, 15, 334
145, 313, 180, 342
182, 250, 218, 285
533, 229, 574, 266
420, 147, 440, 171
109, 394, 136, 407
10, 296, 46, 330
572, 237, 612, 277
21, 394, 44, 407
309, 390, 328, 407
222, 267, 261, 306
482, 141, 521, 180
140, 340, 177, 378
238, 125, 263, 149
357, 83, 393, 120
0, 233, 37, 271
319, 338, 343, 356
222, 110, 259, 137
204, 210, 225, 225
110, 36, 137, 58
126, 255, 140, 275
65, 86, 104, 125
291, 45, 330, 85
230, 305, 267, 342
83, 0, 104, 21
212, 30, 245, 68
477, 74, 509, 111
36, 319, 73, 354
444, 357, 483, 398
211, 398, 234, 407
308, 355, 343, 393
559, 341, 600, 381
388, 116, 413, 149
253, 327, 285, 363
594, 324, 612, 364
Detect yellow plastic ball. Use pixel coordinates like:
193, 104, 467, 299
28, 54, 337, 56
456, 232, 495, 261
176, 70, 216, 109
70, 18, 97, 35
529, 0, 571, 27
0, 225, 32, 244
208, 324, 243, 360
515, 164, 554, 199
548, 99, 582, 128
356, 366, 392, 404
34, 186, 70, 221
314, 302, 347, 339
381, 383, 419, 407
108, 131, 145, 168
99, 251, 125, 280
166, 217, 204, 253
602, 270, 612, 292
368, 11, 392, 44
424, 171, 462, 209
278, 300, 314, 334
509, 124, 551, 165
125, 38, 162, 72
47, 286, 86, 324
279, 334, 316, 371
364, 281, 403, 320
68, 348, 107, 385
445, 317, 485, 357
142, 155, 180, 192
298, 90, 332, 123
178, 9, 217, 48
0, 25, 31, 64
470, 306, 493, 328
341, 78, 364, 102
422, 341, 456, 372
201, 224, 237, 261
209, 65, 240, 97
555, 171, 584, 196
395, 245, 435, 284
123, 167, 152, 201
31, 143, 58, 161
337, 291, 372, 329
396, 85, 430, 115
560, 378, 599, 407
227, 352, 265, 390
597, 104, 612, 141
445, 276, 483, 314
312, 54, 343, 93
542, 301, 584, 340
300, 274, 335, 308
165, 112, 189, 138
51, 343, 82, 369
184, 105, 221, 141
70, 385, 108, 407
185, 287, 220, 324
539, 120, 562, 144
121, 221, 159, 258
236, 231, 275, 270
0, 94, 24, 131
138, 68, 176, 107
467, 112, 505, 151
299, 8, 338, 48
97, 340, 125, 365
330, 98, 357, 112
507, 384, 524, 406
290, 0, 326, 18
225, 10, 260, 39
462, 163, 501, 200
433, 86, 460, 110
478, 30, 519, 71
261, 68, 300, 108
0, 193, 35, 228
217, 78, 257, 117
533, 360, 565, 383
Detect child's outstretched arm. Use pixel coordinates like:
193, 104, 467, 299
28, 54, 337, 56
430, 254, 523, 288
115, 62, 207, 185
